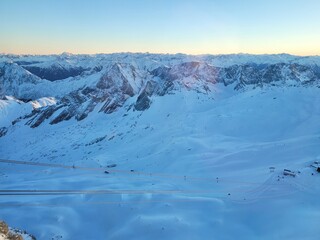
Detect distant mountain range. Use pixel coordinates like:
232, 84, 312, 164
1, 53, 320, 130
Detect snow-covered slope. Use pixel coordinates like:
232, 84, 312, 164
0, 53, 320, 240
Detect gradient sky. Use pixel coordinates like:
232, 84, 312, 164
1, 0, 320, 55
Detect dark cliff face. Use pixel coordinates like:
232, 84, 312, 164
22, 65, 86, 81
1, 54, 320, 129
134, 79, 175, 111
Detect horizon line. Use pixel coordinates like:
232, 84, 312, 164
1, 51, 320, 58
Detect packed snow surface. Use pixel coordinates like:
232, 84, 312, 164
0, 83, 320, 239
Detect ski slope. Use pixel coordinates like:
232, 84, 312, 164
0, 84, 320, 239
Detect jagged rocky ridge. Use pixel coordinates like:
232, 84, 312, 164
1, 53, 320, 129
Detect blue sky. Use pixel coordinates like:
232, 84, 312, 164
1, 0, 320, 55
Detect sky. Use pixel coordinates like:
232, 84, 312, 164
1, 0, 320, 55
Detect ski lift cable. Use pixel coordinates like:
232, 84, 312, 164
0, 158, 288, 186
